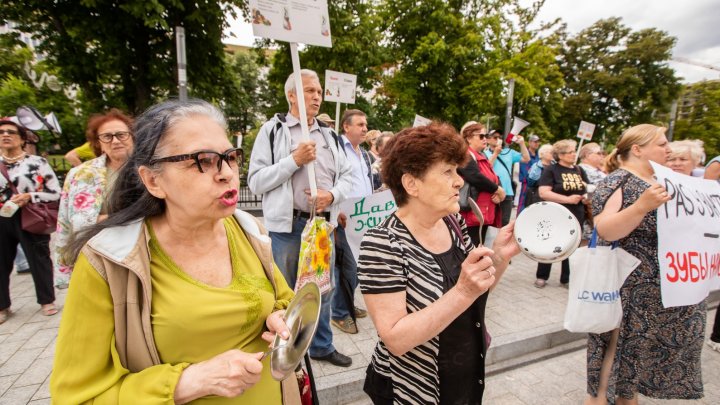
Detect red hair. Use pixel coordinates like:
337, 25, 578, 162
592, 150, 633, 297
86, 109, 134, 155
381, 122, 468, 206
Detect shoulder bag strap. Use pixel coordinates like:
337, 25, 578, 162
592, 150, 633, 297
0, 162, 19, 194
496, 152, 513, 177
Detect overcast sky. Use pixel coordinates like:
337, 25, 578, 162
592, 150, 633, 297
224, 0, 720, 83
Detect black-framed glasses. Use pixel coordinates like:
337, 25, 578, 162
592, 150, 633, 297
149, 147, 244, 174
98, 131, 133, 143
475, 132, 488, 139
0, 129, 20, 136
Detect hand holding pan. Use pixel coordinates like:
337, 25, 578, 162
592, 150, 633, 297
268, 282, 321, 381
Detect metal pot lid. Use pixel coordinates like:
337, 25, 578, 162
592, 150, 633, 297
270, 282, 321, 381
514, 201, 581, 263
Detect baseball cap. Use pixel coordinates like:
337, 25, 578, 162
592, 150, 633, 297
316, 113, 335, 125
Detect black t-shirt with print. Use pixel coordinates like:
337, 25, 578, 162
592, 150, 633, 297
538, 163, 588, 222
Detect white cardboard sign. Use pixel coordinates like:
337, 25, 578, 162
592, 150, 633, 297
249, 0, 332, 47
577, 121, 596, 141
651, 161, 720, 308
413, 114, 431, 128
324, 70, 357, 104
338, 190, 397, 261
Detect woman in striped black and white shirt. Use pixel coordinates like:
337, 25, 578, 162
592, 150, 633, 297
358, 123, 521, 404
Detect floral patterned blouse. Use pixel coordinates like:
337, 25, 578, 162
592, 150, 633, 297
53, 155, 109, 287
0, 154, 60, 208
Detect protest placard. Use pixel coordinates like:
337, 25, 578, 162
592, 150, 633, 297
576, 121, 595, 141
249, 0, 332, 47
413, 114, 431, 127
651, 161, 720, 308
338, 190, 398, 261
324, 70, 357, 104
574, 121, 596, 163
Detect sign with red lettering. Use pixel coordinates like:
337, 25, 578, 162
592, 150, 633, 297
652, 162, 720, 307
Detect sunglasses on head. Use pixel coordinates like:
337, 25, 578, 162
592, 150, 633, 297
149, 148, 244, 174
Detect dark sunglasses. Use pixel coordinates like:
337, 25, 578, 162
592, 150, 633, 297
98, 131, 133, 143
476, 133, 488, 139
0, 129, 20, 136
149, 147, 244, 174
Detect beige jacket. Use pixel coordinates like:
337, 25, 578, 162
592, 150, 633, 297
81, 209, 300, 404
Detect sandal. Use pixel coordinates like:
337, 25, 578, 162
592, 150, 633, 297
41, 304, 58, 316
0, 309, 10, 324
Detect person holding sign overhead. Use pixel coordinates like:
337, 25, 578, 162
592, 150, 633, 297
248, 69, 355, 367
585, 124, 706, 405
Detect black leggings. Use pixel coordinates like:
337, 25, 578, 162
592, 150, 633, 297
536, 259, 570, 284
711, 307, 720, 343
0, 214, 55, 310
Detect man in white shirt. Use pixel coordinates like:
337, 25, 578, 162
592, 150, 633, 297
332, 109, 372, 334
248, 69, 354, 367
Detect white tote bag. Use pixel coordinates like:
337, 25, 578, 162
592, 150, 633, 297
564, 229, 641, 333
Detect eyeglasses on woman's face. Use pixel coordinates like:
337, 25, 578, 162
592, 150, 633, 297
0, 129, 20, 136
149, 147, 244, 174
98, 131, 133, 143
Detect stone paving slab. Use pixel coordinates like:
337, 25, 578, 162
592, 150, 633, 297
0, 272, 66, 403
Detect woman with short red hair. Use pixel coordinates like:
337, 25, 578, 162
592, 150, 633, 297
358, 122, 521, 404
53, 109, 134, 288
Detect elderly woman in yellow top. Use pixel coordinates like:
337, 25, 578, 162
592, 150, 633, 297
53, 108, 135, 289
50, 99, 297, 404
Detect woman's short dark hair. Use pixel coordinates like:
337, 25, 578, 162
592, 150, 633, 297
86, 108, 134, 156
0, 119, 27, 140
64, 99, 226, 264
381, 122, 468, 206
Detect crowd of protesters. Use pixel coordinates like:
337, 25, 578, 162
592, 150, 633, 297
0, 67, 718, 404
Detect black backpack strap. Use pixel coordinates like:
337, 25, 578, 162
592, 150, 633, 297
268, 113, 288, 165
360, 148, 373, 186
268, 121, 282, 165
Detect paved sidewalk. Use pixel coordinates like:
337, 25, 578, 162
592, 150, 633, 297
2, 239, 718, 404
0, 271, 65, 405
346, 309, 720, 404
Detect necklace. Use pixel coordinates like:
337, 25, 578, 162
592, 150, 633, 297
1, 151, 26, 164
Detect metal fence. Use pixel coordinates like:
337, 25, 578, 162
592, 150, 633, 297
46, 157, 263, 210
238, 175, 262, 209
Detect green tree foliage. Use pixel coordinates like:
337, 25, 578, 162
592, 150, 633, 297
556, 18, 681, 143
673, 81, 720, 159
0, 33, 86, 151
375, 0, 564, 133
222, 50, 269, 136
1, 0, 247, 113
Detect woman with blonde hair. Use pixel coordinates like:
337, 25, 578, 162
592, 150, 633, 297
585, 124, 705, 404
